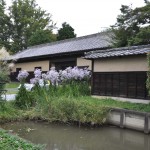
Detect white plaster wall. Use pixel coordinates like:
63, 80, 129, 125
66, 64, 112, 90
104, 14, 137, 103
12, 60, 49, 72
77, 57, 92, 70
94, 55, 148, 72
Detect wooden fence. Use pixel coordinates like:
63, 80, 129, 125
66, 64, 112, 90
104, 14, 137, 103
92, 72, 149, 99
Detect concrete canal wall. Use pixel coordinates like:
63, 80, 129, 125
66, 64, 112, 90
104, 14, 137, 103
107, 108, 150, 134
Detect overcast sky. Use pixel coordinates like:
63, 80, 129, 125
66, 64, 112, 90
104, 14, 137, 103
6, 0, 145, 37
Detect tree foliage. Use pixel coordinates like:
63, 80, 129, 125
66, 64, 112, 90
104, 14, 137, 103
29, 30, 57, 46
0, 0, 56, 53
57, 22, 76, 41
9, 0, 55, 53
111, 1, 150, 47
0, 0, 11, 50
0, 1, 78, 53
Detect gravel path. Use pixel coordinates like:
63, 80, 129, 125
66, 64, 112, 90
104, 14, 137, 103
2, 94, 16, 101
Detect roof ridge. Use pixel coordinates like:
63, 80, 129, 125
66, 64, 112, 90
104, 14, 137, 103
85, 44, 150, 55
21, 31, 110, 50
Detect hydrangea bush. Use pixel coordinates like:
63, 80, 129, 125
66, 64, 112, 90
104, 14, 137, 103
59, 66, 90, 83
30, 78, 39, 85
17, 67, 91, 104
34, 68, 42, 78
17, 70, 29, 83
46, 67, 59, 86
30, 69, 42, 85
29, 67, 90, 86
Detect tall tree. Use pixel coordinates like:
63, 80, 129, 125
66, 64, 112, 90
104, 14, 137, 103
9, 0, 55, 53
111, 1, 150, 47
57, 22, 76, 41
29, 29, 56, 46
0, 0, 11, 50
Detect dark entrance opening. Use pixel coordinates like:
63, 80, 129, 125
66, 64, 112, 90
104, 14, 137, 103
55, 61, 76, 70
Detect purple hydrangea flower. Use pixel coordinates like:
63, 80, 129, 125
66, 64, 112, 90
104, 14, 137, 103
83, 67, 91, 79
59, 69, 71, 81
42, 73, 47, 80
34, 69, 42, 78
46, 67, 59, 85
30, 78, 39, 84
59, 66, 90, 82
17, 70, 29, 82
40, 66, 90, 85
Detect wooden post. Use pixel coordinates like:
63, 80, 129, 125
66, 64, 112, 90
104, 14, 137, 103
120, 111, 125, 128
144, 114, 149, 134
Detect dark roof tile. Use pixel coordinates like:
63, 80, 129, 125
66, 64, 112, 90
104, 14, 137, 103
12, 32, 112, 60
84, 44, 150, 59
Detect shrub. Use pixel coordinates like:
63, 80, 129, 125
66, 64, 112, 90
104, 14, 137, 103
33, 90, 109, 125
15, 84, 35, 109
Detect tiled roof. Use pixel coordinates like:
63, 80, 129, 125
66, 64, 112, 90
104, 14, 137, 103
84, 44, 150, 59
12, 32, 112, 60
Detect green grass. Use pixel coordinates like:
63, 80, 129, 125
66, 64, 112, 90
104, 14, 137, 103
5, 82, 20, 89
27, 85, 150, 125
4, 82, 19, 94
79, 96, 150, 112
0, 129, 44, 150
6, 90, 18, 94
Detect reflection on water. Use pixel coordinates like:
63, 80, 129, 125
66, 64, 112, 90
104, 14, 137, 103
1, 121, 150, 150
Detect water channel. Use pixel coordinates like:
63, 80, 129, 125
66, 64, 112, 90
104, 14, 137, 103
1, 121, 150, 150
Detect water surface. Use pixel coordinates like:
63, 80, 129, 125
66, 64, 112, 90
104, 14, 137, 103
1, 121, 150, 150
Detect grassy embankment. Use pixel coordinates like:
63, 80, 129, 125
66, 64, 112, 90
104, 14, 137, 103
4, 82, 150, 114
1, 83, 150, 150
0, 95, 150, 124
